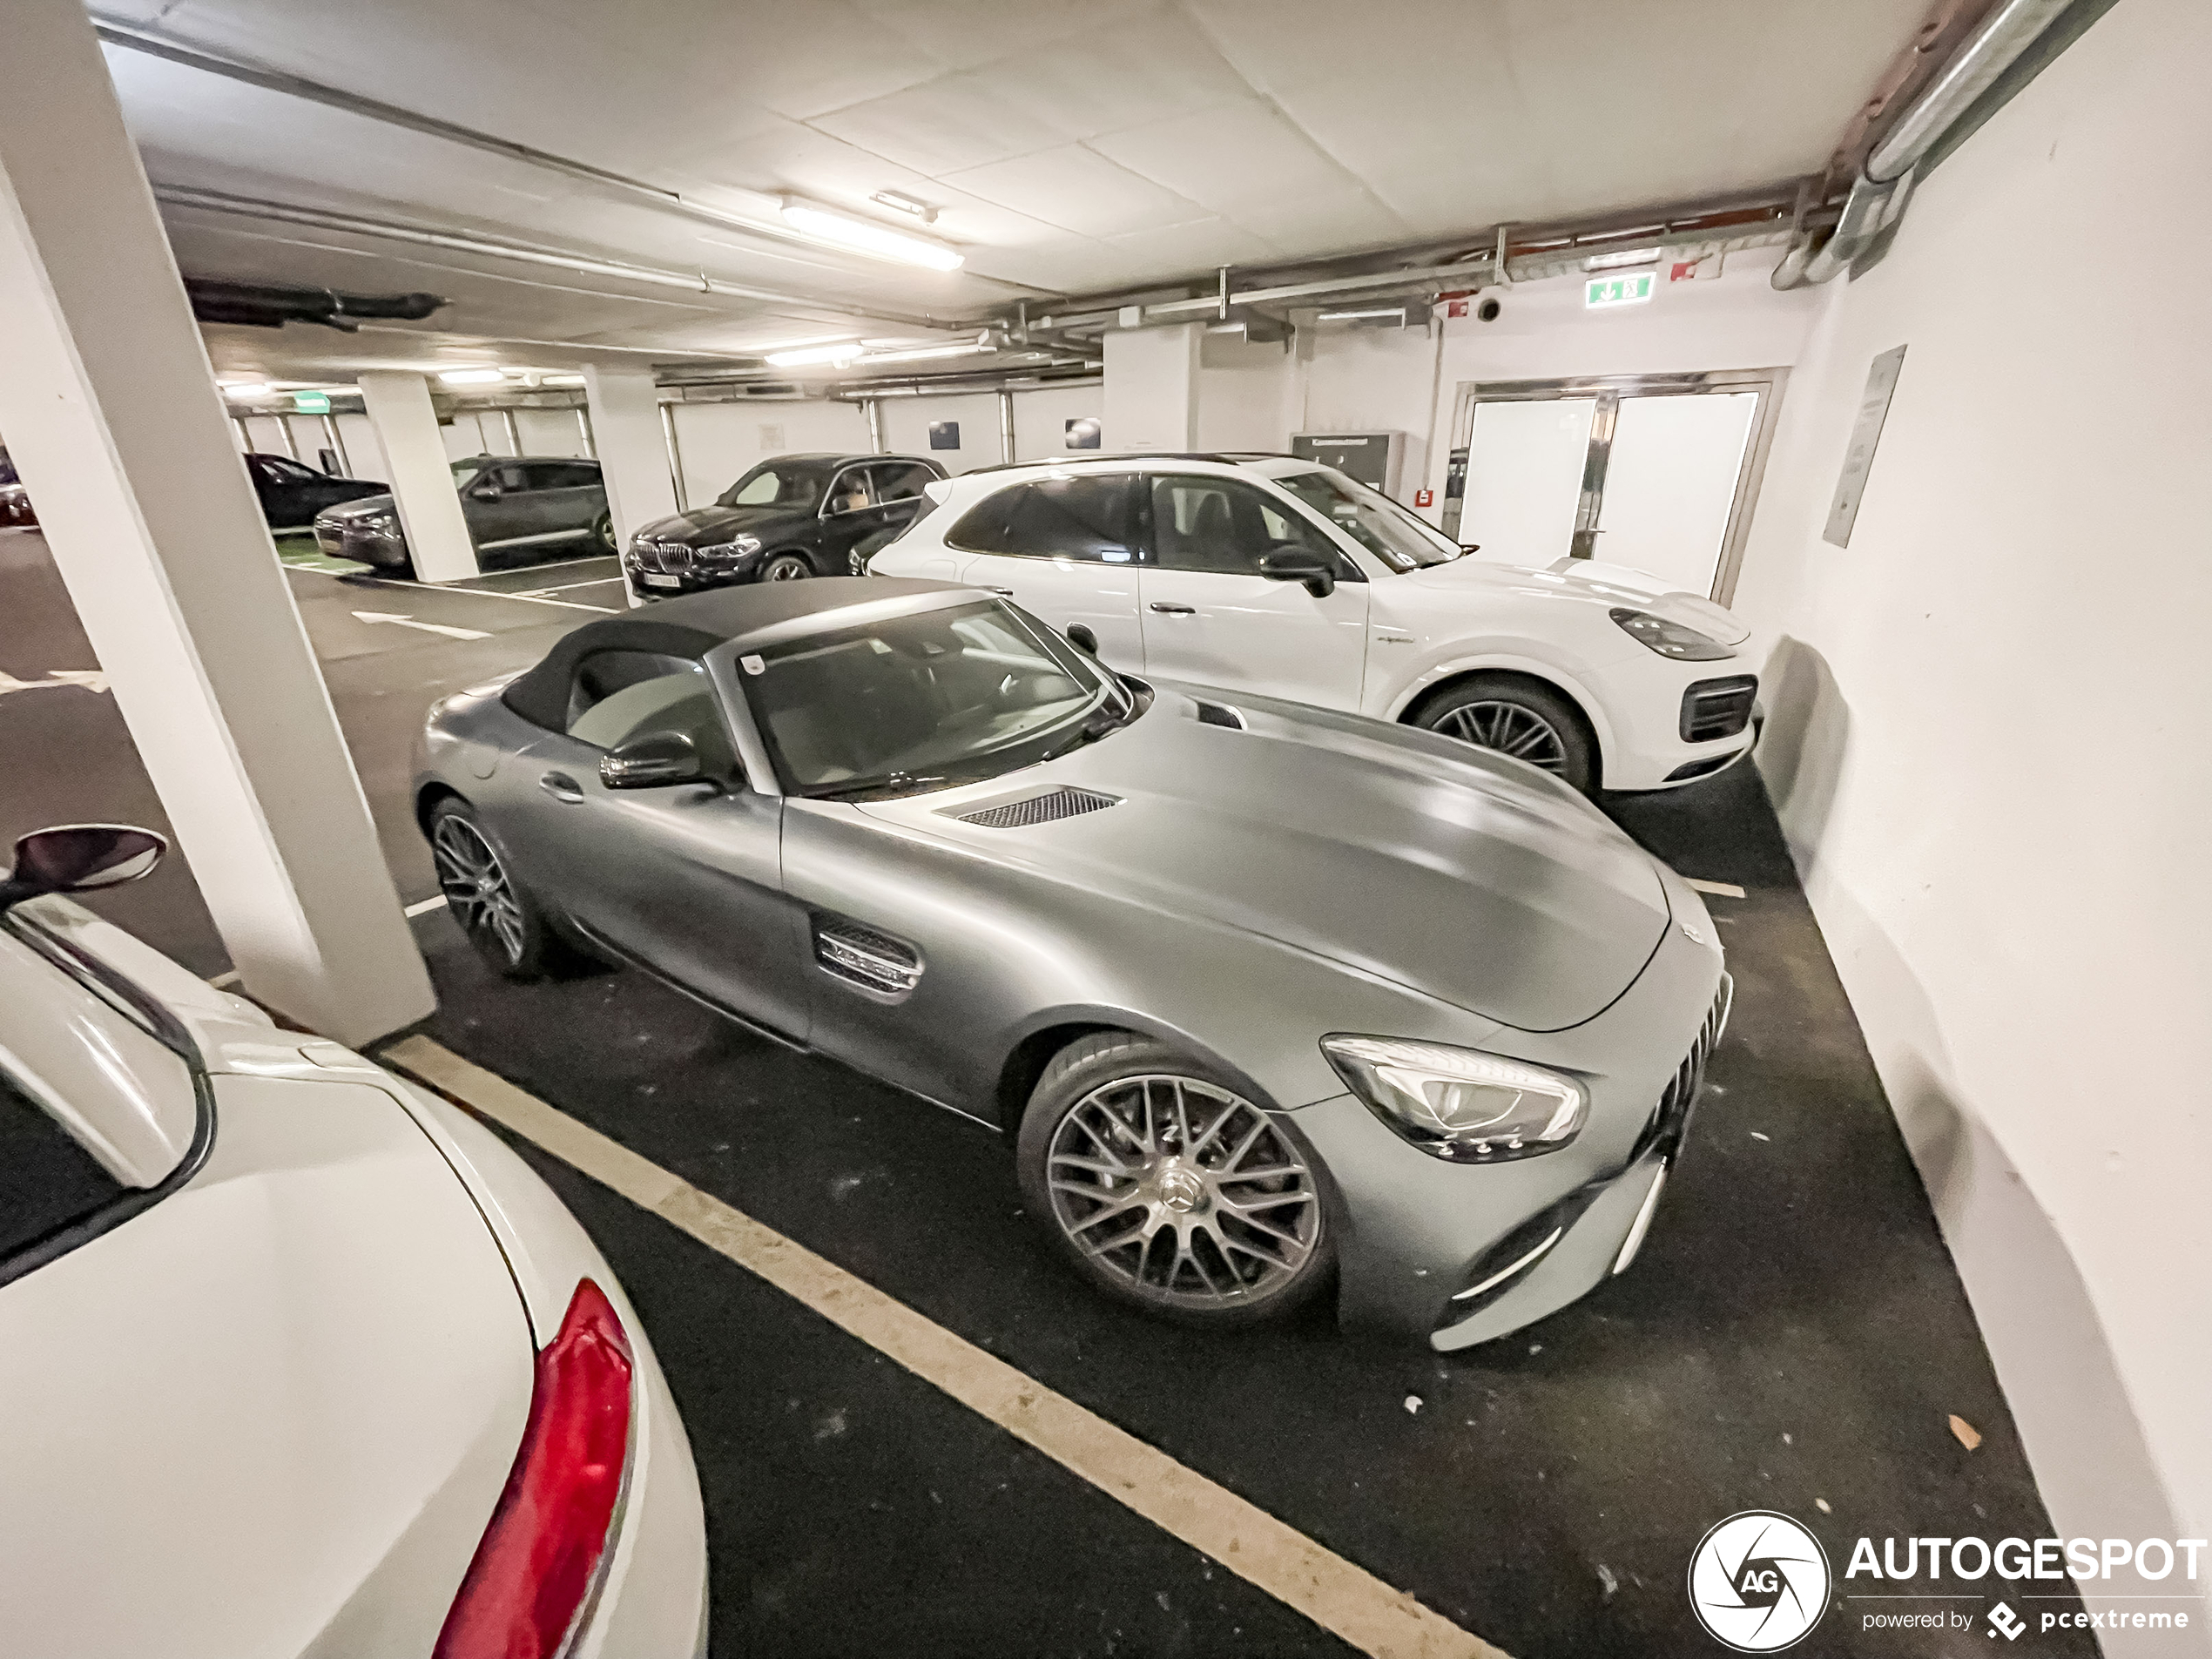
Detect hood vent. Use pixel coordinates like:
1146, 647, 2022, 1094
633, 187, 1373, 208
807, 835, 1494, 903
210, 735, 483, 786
1191, 698, 1247, 731
957, 787, 1119, 829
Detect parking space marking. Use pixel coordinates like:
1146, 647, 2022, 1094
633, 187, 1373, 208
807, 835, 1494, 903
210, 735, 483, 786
290, 565, 618, 613
381, 1035, 1511, 1659
1685, 879, 1746, 899
403, 894, 448, 917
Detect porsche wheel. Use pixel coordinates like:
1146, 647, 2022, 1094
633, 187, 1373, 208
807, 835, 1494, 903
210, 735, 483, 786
1017, 1033, 1331, 1325
427, 800, 564, 981
1411, 675, 1595, 793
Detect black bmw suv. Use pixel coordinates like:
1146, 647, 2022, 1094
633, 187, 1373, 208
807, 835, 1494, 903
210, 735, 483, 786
624, 452, 944, 596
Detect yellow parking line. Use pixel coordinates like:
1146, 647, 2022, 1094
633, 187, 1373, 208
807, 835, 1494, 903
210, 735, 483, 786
381, 1035, 1510, 1659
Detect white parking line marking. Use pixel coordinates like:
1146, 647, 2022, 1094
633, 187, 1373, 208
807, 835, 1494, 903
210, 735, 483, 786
290, 565, 617, 613
353, 610, 492, 641
403, 894, 449, 917
1685, 879, 1746, 899
513, 575, 628, 595
380, 1035, 1510, 1659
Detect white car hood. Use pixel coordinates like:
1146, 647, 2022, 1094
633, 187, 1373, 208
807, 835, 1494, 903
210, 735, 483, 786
0, 1072, 531, 1659
1401, 555, 1752, 645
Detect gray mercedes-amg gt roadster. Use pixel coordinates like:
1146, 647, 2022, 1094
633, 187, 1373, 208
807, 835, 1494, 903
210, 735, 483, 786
413, 577, 1730, 1349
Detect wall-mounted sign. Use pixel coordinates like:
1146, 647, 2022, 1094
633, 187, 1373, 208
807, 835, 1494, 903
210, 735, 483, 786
292, 390, 332, 414
1584, 272, 1655, 309
1824, 344, 1907, 548
758, 422, 786, 451
1414, 488, 1434, 508
1065, 416, 1102, 450
927, 420, 960, 450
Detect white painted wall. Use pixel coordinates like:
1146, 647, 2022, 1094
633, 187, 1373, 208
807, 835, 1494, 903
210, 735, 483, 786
1103, 321, 1200, 450
1197, 335, 1294, 452
1012, 383, 1103, 463
668, 398, 868, 503
334, 411, 388, 482
515, 406, 590, 458
1727, 0, 2209, 1620
881, 391, 1000, 471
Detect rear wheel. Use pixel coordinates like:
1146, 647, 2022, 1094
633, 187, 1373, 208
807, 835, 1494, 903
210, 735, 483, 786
427, 799, 565, 981
759, 552, 812, 583
590, 511, 617, 554
1016, 1033, 1332, 1325
1411, 674, 1595, 793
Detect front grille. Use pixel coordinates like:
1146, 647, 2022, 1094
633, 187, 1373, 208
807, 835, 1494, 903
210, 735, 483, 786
630, 539, 696, 575
957, 787, 1119, 829
1632, 974, 1733, 1165
1680, 676, 1757, 743
812, 916, 921, 995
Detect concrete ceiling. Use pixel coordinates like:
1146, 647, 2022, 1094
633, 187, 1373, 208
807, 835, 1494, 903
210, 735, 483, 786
95, 0, 1932, 377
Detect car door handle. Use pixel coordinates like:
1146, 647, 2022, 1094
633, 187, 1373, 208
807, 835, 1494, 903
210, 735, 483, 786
1149, 602, 1196, 615
986, 585, 1015, 597
539, 771, 584, 803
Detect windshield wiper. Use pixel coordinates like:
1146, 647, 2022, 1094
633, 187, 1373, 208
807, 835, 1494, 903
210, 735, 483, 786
812, 771, 946, 801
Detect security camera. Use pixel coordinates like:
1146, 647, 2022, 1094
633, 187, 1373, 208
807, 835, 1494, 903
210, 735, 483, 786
1476, 297, 1503, 322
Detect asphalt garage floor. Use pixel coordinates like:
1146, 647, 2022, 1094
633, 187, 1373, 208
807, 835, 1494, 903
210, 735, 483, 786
0, 529, 2089, 1657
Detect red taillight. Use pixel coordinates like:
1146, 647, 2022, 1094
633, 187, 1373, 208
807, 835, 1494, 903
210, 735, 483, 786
435, 1278, 635, 1659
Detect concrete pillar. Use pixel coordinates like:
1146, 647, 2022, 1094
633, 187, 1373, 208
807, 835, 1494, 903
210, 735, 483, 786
357, 371, 479, 583
0, 0, 433, 1046
1103, 322, 1202, 451
583, 366, 680, 607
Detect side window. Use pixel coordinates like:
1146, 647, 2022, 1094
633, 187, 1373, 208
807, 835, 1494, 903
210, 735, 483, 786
947, 476, 1136, 562
869, 462, 935, 503
565, 651, 736, 772
0, 1062, 128, 1263
824, 468, 875, 516
527, 462, 599, 490
1149, 475, 1337, 576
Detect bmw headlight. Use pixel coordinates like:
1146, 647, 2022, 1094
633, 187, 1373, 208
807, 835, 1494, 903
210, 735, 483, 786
1321, 1035, 1587, 1161
1609, 607, 1733, 662
696, 535, 762, 563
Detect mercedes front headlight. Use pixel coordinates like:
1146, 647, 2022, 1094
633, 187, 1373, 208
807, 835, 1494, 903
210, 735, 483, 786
1608, 607, 1733, 662
1322, 1035, 1587, 1162
696, 535, 762, 562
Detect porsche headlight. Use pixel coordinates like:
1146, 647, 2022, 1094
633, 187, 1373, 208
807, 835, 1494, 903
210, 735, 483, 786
1609, 607, 1733, 662
697, 535, 762, 562
1322, 1035, 1587, 1162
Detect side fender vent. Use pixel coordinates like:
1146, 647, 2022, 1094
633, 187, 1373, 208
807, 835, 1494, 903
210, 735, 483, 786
1191, 698, 1247, 731
813, 915, 922, 995
956, 787, 1119, 829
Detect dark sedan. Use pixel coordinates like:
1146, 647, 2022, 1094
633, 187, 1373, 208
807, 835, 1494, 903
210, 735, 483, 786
624, 452, 943, 597
314, 454, 617, 574
243, 452, 389, 528
0, 450, 30, 529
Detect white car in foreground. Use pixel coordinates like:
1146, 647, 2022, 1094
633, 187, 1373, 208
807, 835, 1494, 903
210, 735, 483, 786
867, 454, 1763, 793
0, 826, 706, 1659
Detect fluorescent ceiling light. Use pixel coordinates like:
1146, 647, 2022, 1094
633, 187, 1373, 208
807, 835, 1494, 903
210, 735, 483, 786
853, 339, 996, 367
1318, 306, 1416, 322
220, 381, 275, 399
870, 190, 937, 222
438, 367, 509, 385
542, 374, 586, 387
779, 201, 964, 272
752, 333, 853, 354
766, 342, 864, 368
1584, 247, 1661, 271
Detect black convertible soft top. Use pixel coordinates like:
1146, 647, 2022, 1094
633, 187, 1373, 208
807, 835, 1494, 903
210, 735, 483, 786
501, 576, 968, 730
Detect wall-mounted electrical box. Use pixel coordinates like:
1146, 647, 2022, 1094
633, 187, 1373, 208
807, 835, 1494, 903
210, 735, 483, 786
1290, 431, 1403, 497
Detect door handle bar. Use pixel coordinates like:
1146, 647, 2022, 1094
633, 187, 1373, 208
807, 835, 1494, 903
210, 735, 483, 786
539, 771, 584, 802
1149, 602, 1196, 615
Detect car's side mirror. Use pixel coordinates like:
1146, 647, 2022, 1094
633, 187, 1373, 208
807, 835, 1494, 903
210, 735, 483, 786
0, 824, 166, 912
469, 480, 502, 501
600, 732, 711, 791
1258, 547, 1336, 598
1460, 543, 1481, 555
1064, 623, 1100, 655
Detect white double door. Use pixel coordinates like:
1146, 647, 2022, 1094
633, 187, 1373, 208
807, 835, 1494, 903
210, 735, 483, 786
1453, 377, 1770, 598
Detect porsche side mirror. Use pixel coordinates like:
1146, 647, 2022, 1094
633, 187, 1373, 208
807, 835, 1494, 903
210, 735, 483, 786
1460, 543, 1481, 555
601, 732, 708, 790
469, 480, 502, 501
1258, 547, 1336, 599
1064, 623, 1100, 656
0, 824, 166, 912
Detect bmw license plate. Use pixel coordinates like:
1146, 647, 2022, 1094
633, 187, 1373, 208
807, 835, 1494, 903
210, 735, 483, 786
641, 572, 680, 589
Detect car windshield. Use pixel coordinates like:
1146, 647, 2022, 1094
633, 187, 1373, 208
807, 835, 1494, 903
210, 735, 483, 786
745, 600, 1113, 800
1273, 467, 1461, 571
718, 461, 831, 511
0, 454, 17, 487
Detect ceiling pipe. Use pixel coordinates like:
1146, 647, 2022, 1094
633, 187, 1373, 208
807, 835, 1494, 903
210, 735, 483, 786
1774, 0, 2074, 288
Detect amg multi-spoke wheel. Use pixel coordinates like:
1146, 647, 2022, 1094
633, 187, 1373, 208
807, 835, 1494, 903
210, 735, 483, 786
1017, 1034, 1332, 1324
1412, 675, 1595, 794
426, 799, 563, 980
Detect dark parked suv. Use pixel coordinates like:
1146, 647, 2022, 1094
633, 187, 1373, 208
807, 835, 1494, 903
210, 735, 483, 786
314, 455, 616, 574
624, 452, 943, 596
243, 452, 390, 527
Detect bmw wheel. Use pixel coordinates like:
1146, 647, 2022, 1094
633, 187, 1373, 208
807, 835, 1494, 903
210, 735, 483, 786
590, 511, 617, 554
759, 552, 812, 583
1411, 674, 1595, 793
1017, 1033, 1332, 1325
427, 799, 565, 981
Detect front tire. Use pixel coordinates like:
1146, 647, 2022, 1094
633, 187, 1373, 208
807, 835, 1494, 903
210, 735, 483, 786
758, 551, 812, 583
1015, 1033, 1332, 1326
590, 511, 617, 554
427, 799, 566, 981
1410, 674, 1595, 793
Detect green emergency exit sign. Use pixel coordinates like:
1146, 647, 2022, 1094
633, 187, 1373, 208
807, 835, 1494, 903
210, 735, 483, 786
1584, 272, 1655, 309
292, 390, 332, 414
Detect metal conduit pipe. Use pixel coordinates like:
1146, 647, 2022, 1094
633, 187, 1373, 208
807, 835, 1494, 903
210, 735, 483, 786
1775, 0, 2074, 288
998, 391, 1016, 465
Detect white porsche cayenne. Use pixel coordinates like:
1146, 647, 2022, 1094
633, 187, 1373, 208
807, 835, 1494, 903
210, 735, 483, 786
0, 826, 706, 1659
866, 454, 1764, 794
